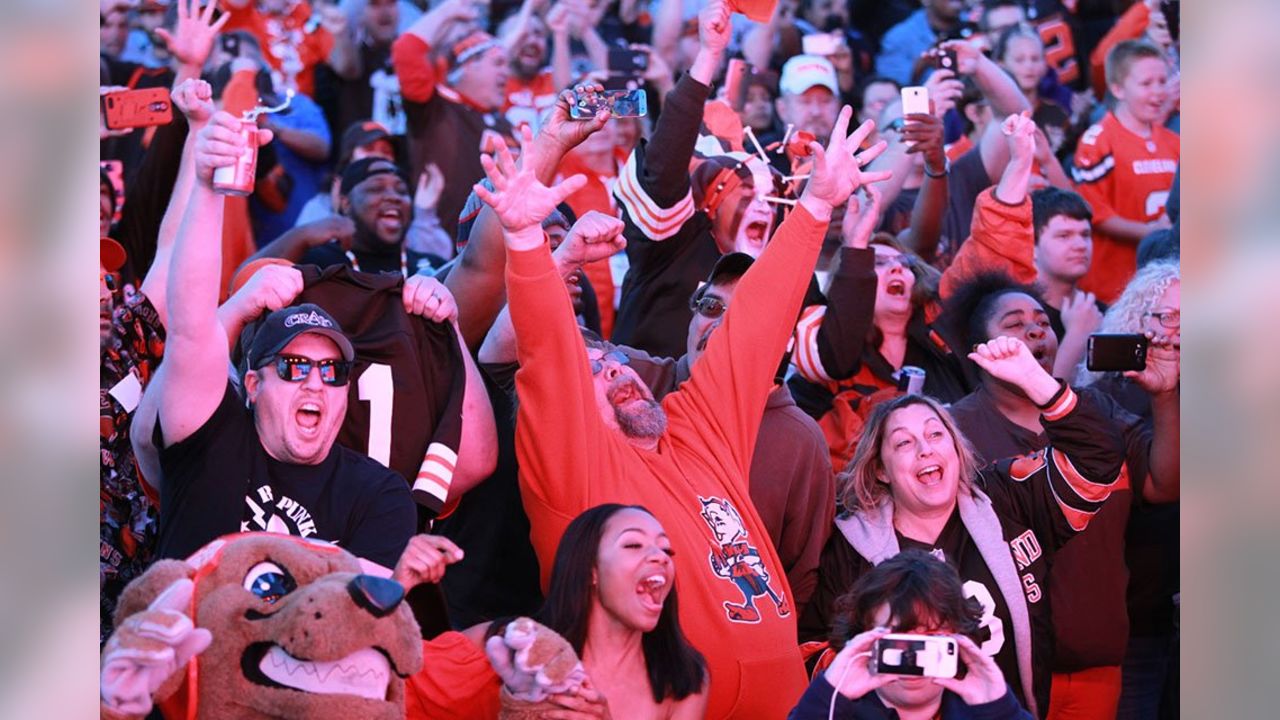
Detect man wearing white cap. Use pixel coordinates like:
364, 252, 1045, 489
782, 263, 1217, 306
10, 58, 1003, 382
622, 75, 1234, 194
776, 54, 842, 146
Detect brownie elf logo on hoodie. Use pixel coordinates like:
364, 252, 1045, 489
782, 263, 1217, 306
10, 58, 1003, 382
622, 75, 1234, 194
243, 484, 318, 538
698, 496, 791, 623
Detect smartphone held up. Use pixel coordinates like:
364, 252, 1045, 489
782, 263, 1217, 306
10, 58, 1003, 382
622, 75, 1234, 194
1086, 333, 1149, 372
570, 87, 648, 119
873, 633, 959, 679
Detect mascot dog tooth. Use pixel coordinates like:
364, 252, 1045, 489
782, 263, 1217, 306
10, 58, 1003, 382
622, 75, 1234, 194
101, 533, 423, 719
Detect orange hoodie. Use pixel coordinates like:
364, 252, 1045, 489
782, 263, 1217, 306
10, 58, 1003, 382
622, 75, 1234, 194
506, 204, 828, 719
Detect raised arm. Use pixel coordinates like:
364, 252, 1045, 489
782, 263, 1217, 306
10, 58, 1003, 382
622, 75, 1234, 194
393, 0, 481, 104
1128, 335, 1180, 503
972, 337, 1125, 547
138, 79, 218, 326
939, 113, 1039, 300
790, 187, 881, 383
446, 94, 609, 349
679, 108, 891, 471
156, 112, 274, 446
156, 0, 229, 86
899, 111, 949, 263
242, 215, 356, 266
472, 138, 596, 514
941, 40, 1032, 118
612, 1, 727, 240
478, 211, 627, 366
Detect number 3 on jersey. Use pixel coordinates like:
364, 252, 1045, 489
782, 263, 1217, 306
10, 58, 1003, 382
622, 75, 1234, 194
357, 363, 394, 467
963, 580, 1006, 657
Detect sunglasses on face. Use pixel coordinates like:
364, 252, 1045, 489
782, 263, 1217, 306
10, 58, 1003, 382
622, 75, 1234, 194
690, 295, 728, 319
101, 272, 118, 292
272, 355, 354, 386
589, 350, 630, 376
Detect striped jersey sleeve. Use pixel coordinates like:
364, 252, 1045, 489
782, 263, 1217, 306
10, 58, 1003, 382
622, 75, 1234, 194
790, 305, 832, 382
985, 384, 1127, 550
612, 147, 696, 241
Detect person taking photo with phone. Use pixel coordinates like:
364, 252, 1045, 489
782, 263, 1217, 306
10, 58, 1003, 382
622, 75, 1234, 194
790, 549, 1033, 720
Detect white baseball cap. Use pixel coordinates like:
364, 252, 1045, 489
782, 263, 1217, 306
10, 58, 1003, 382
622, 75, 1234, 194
779, 54, 839, 97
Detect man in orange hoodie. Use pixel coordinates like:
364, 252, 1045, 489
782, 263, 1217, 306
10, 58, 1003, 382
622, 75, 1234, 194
474, 89, 890, 715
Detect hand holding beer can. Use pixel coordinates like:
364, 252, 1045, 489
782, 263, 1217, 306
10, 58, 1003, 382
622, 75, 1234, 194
212, 90, 294, 197
211, 117, 260, 196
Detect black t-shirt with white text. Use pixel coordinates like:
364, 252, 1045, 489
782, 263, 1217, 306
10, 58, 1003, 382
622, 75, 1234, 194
156, 383, 416, 568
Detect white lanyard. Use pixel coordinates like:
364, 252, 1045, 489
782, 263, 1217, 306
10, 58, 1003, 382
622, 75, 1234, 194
346, 248, 408, 278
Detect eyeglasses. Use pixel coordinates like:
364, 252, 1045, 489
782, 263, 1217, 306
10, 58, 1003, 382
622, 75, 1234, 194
589, 350, 630, 376
272, 355, 354, 387
873, 254, 913, 270
690, 295, 728, 319
1145, 310, 1180, 329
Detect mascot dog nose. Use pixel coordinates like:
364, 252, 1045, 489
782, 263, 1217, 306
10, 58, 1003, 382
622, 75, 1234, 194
347, 575, 406, 618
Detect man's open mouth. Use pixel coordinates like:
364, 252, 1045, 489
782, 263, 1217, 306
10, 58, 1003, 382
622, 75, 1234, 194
376, 207, 404, 236
242, 642, 398, 701
742, 220, 769, 245
296, 402, 322, 433
608, 381, 644, 406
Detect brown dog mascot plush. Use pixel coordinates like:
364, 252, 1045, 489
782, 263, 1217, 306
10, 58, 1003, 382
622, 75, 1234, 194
100, 533, 424, 719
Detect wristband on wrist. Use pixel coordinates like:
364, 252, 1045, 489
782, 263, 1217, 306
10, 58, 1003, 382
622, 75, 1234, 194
924, 156, 949, 178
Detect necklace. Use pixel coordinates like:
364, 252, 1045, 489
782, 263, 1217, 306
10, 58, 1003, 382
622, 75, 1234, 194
346, 248, 408, 277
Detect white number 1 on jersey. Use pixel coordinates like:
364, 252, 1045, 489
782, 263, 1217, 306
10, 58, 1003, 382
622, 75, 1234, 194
357, 363, 394, 467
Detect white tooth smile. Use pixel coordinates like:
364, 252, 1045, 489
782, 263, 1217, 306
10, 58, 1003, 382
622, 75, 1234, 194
916, 465, 941, 481
258, 645, 390, 700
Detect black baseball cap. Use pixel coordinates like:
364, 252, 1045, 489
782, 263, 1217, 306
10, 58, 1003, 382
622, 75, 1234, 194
245, 303, 356, 370
707, 252, 755, 287
692, 252, 755, 303
340, 157, 410, 198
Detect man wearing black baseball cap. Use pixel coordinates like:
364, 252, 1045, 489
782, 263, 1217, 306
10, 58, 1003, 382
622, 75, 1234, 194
248, 156, 448, 275
153, 115, 415, 569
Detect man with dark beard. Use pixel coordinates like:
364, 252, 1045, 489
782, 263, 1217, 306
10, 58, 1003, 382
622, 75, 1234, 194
474, 62, 891, 714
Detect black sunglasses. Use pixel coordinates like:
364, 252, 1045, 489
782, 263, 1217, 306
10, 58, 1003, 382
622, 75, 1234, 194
273, 355, 354, 387
690, 295, 728, 320
590, 350, 630, 376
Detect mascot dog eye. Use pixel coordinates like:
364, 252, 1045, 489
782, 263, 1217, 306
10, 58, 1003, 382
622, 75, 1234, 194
243, 561, 297, 604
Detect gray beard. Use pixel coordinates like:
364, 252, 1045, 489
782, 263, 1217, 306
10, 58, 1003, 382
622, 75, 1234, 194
615, 399, 668, 440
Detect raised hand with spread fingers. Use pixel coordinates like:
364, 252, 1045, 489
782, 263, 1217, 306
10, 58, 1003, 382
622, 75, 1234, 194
798, 106, 892, 223
472, 140, 588, 249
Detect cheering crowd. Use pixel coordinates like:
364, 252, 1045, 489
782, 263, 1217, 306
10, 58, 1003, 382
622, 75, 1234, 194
100, 0, 1180, 717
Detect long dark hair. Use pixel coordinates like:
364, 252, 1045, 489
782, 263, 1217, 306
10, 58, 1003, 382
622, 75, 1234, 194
830, 549, 984, 650
537, 504, 706, 703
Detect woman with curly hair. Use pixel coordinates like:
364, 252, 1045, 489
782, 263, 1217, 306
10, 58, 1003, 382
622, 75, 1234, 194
1074, 262, 1180, 720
